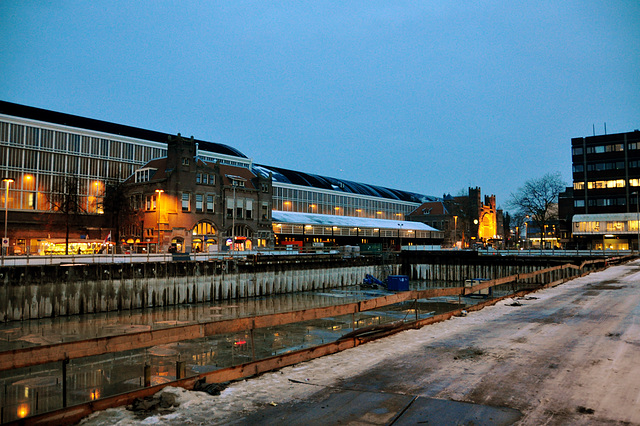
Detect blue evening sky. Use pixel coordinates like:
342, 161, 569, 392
1, 1, 639, 209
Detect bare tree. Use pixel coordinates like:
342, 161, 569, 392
47, 175, 86, 255
507, 172, 566, 249
101, 181, 138, 253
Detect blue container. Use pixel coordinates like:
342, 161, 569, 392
386, 275, 409, 291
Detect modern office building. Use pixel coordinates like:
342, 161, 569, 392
571, 130, 640, 249
0, 101, 442, 254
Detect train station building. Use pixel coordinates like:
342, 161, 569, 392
0, 100, 443, 254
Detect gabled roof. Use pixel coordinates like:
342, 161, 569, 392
409, 201, 449, 216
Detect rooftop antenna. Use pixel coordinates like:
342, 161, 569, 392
593, 124, 596, 136
604, 122, 607, 135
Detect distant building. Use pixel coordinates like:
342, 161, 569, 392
571, 130, 640, 250
407, 187, 504, 248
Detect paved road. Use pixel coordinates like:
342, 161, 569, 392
83, 260, 640, 425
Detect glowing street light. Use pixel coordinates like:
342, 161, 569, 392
633, 192, 640, 253
3, 178, 13, 258
155, 189, 164, 252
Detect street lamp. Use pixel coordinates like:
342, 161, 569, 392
155, 189, 164, 253
633, 192, 640, 253
2, 178, 13, 258
453, 216, 458, 249
230, 177, 247, 252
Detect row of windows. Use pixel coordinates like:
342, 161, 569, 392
574, 220, 640, 233
2, 146, 133, 178
572, 144, 626, 156
273, 186, 416, 219
573, 160, 640, 173
139, 192, 271, 220
1, 172, 108, 213
573, 179, 636, 190
196, 173, 216, 185
198, 154, 251, 168
574, 198, 627, 207
0, 121, 165, 161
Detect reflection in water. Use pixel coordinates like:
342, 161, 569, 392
0, 278, 520, 423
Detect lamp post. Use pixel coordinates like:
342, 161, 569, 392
229, 176, 246, 252
633, 192, 640, 253
453, 216, 458, 249
2, 178, 13, 259
155, 189, 164, 253
232, 183, 236, 252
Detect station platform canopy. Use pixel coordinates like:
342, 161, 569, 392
272, 210, 439, 232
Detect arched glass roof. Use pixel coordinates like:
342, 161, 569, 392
254, 164, 438, 203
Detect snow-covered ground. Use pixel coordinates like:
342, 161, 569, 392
81, 261, 640, 425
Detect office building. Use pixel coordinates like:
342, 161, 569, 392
571, 130, 640, 249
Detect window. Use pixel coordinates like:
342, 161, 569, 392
146, 195, 156, 211
572, 147, 583, 156
573, 165, 584, 173
226, 198, 233, 218
182, 193, 190, 212
135, 168, 156, 183
246, 199, 253, 219
261, 202, 270, 220
196, 194, 203, 212
206, 194, 214, 212
236, 198, 243, 219
209, 175, 215, 185
587, 180, 625, 189
196, 173, 201, 184
182, 157, 189, 166
574, 182, 584, 190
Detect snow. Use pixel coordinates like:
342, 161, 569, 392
81, 263, 640, 425
272, 210, 438, 231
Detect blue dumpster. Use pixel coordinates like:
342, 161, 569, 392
386, 275, 409, 291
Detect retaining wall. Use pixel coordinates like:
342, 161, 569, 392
0, 256, 400, 321
0, 251, 603, 322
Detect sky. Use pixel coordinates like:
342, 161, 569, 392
1, 1, 639, 209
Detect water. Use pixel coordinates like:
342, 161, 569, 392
0, 280, 486, 423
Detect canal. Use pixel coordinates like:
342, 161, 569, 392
0, 279, 513, 424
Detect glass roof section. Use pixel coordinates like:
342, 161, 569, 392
254, 164, 438, 203
272, 211, 439, 231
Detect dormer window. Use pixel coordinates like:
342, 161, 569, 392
135, 168, 156, 183
227, 174, 246, 187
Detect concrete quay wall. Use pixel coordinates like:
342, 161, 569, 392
0, 252, 599, 322
0, 256, 399, 322
402, 251, 600, 284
